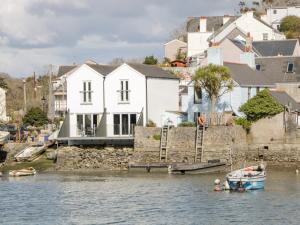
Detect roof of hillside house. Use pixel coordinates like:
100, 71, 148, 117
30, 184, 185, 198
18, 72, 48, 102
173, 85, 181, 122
269, 90, 300, 112
266, 0, 300, 7
253, 40, 298, 56
57, 64, 117, 77
186, 16, 236, 33
255, 56, 300, 83
128, 64, 179, 79
224, 62, 275, 87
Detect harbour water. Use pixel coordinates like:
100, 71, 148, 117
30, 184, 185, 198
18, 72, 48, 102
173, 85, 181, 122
0, 169, 299, 225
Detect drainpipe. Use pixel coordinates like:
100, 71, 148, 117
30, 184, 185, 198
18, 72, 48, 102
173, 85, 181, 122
145, 78, 148, 126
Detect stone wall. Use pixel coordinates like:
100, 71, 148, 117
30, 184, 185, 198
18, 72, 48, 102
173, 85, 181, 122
133, 126, 248, 164
55, 146, 134, 171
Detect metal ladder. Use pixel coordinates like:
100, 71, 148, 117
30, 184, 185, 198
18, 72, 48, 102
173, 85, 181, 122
160, 125, 169, 162
195, 125, 205, 162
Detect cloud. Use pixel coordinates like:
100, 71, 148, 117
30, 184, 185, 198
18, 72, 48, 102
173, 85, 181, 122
0, 0, 239, 77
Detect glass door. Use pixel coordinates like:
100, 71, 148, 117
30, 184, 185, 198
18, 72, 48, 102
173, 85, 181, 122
113, 114, 120, 135
122, 114, 129, 135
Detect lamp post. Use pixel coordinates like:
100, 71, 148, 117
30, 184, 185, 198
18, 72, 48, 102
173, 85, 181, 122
41, 96, 46, 113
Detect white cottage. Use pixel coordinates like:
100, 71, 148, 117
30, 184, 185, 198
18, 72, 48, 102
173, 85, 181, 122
60, 62, 179, 139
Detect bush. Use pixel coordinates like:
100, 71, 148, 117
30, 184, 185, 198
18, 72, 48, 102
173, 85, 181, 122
280, 16, 300, 39
178, 122, 196, 127
239, 89, 284, 122
143, 55, 158, 65
146, 120, 156, 127
153, 134, 161, 140
23, 107, 48, 127
234, 117, 251, 132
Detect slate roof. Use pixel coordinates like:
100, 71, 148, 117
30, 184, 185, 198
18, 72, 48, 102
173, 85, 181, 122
57, 65, 76, 77
57, 64, 117, 77
128, 64, 179, 79
207, 17, 239, 41
253, 40, 298, 56
224, 62, 275, 87
255, 56, 300, 83
269, 90, 300, 112
186, 16, 236, 33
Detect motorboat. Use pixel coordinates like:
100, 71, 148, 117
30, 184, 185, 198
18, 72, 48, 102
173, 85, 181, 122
226, 164, 266, 190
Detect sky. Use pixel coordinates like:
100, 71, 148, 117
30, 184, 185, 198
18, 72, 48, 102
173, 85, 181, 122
0, 0, 242, 77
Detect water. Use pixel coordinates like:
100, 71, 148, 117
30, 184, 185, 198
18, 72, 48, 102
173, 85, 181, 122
0, 169, 299, 225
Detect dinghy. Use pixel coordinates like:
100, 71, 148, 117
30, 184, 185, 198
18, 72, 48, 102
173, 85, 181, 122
9, 167, 36, 177
14, 143, 46, 162
226, 164, 266, 190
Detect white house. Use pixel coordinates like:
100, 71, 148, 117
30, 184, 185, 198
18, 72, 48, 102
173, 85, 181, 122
164, 39, 187, 61
0, 87, 7, 122
60, 62, 179, 138
187, 11, 285, 58
182, 47, 275, 122
262, 5, 300, 30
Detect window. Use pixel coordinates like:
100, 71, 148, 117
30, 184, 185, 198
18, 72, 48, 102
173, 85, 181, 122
273, 9, 277, 14
256, 64, 261, 71
277, 25, 280, 30
287, 63, 294, 73
194, 86, 202, 104
120, 80, 129, 102
77, 114, 83, 135
263, 33, 268, 40
82, 81, 92, 103
256, 87, 260, 94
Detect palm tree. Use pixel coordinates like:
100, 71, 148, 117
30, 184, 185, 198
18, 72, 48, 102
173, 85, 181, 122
193, 64, 234, 114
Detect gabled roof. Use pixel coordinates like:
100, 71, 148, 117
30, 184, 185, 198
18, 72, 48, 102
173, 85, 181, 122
255, 56, 300, 83
164, 39, 187, 46
224, 62, 275, 87
253, 40, 298, 57
57, 64, 117, 77
187, 16, 237, 33
127, 64, 179, 80
269, 90, 300, 112
207, 17, 240, 41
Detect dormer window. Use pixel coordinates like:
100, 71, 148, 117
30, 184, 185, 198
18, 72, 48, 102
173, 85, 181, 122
256, 64, 261, 71
287, 63, 294, 73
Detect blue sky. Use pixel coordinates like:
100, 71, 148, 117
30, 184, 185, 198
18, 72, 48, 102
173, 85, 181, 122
0, 0, 242, 77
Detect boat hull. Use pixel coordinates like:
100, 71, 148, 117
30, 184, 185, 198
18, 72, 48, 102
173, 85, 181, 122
227, 178, 265, 190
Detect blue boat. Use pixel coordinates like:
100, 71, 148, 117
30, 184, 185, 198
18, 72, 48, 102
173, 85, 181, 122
226, 165, 266, 191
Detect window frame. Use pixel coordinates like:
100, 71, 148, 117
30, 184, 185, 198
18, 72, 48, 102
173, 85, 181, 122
81, 81, 93, 104
256, 64, 261, 71
287, 63, 294, 73
194, 86, 202, 104
119, 79, 130, 103
263, 33, 268, 41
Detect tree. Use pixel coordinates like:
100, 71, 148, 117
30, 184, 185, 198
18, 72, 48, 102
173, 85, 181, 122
175, 49, 187, 61
143, 55, 158, 65
280, 16, 300, 39
193, 64, 234, 113
23, 107, 48, 127
239, 89, 284, 122
0, 77, 8, 90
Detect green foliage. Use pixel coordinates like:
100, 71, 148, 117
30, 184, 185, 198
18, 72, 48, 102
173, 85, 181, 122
146, 120, 156, 127
175, 49, 186, 61
23, 107, 48, 127
143, 55, 158, 65
280, 16, 300, 39
0, 78, 8, 89
152, 134, 161, 140
234, 117, 251, 132
178, 122, 196, 127
239, 89, 284, 122
193, 64, 234, 112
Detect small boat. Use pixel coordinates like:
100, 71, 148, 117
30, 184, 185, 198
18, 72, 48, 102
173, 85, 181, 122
226, 164, 266, 191
14, 143, 46, 162
9, 167, 37, 177
0, 131, 9, 145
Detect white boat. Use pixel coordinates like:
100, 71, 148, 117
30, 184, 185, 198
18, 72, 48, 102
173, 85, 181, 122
14, 143, 46, 162
9, 167, 36, 177
0, 131, 9, 145
226, 164, 266, 190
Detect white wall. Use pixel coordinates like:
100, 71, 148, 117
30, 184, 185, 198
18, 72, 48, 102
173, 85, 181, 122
266, 6, 300, 29
105, 64, 146, 136
0, 88, 7, 122
187, 32, 212, 56
147, 78, 179, 127
67, 64, 105, 137
220, 39, 243, 63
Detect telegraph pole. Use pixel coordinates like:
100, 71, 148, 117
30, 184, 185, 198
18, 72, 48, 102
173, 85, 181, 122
23, 79, 27, 113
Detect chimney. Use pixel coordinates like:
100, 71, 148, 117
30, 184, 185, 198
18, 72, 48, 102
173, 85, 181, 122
244, 32, 253, 52
200, 16, 207, 32
223, 15, 230, 25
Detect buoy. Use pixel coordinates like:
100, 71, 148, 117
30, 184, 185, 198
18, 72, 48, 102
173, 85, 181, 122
296, 169, 299, 175
214, 179, 221, 185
